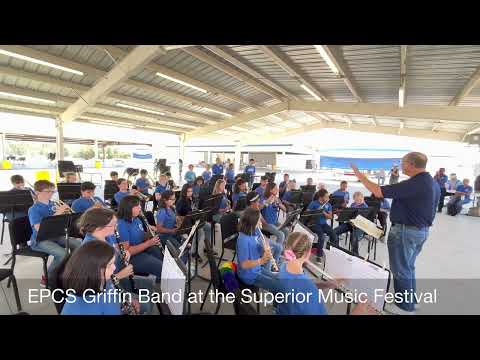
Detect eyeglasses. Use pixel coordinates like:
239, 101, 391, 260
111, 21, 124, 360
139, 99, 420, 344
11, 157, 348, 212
169, 198, 176, 201
40, 190, 56, 193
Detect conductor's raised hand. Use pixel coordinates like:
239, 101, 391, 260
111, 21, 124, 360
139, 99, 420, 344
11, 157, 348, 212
351, 163, 360, 175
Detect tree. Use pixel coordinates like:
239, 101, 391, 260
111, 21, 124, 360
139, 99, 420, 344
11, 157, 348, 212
75, 146, 95, 160
7, 143, 28, 156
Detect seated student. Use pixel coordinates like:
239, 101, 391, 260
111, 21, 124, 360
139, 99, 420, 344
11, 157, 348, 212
232, 178, 248, 211
71, 182, 106, 213
154, 174, 169, 201
255, 176, 268, 197
156, 190, 180, 247
317, 182, 327, 191
334, 192, 368, 256
184, 164, 197, 185
110, 171, 119, 183
202, 164, 212, 184
260, 182, 289, 246
63, 172, 78, 184
192, 176, 204, 200
332, 180, 350, 206
276, 232, 375, 315
306, 189, 338, 259
135, 169, 152, 196
212, 179, 231, 223
79, 207, 153, 314
175, 183, 212, 259
5, 174, 35, 221
306, 177, 314, 187
282, 180, 298, 209
60, 240, 124, 315
117, 195, 163, 279
236, 208, 282, 291
165, 172, 176, 189
279, 173, 290, 199
28, 180, 82, 286
447, 178, 473, 216
114, 178, 138, 205
212, 157, 224, 176
244, 159, 256, 188
225, 163, 235, 185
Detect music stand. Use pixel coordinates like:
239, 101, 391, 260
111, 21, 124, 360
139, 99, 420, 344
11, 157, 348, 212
300, 185, 316, 192
36, 214, 74, 254
364, 197, 381, 211
0, 191, 33, 246
288, 190, 303, 205
57, 183, 81, 203
336, 208, 358, 223
300, 208, 324, 228
104, 180, 119, 202
279, 208, 303, 232
301, 191, 315, 207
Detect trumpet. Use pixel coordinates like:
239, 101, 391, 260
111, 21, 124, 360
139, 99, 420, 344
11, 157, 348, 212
52, 199, 75, 214
257, 225, 279, 272
90, 196, 103, 208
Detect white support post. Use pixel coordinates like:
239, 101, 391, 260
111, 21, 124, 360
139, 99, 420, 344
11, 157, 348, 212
56, 117, 64, 161
179, 135, 185, 185
94, 139, 99, 160
234, 141, 242, 174
0, 132, 5, 160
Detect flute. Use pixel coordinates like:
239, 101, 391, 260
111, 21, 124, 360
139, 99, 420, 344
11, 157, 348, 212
256, 226, 279, 272
111, 274, 137, 315
305, 260, 385, 315
113, 229, 137, 293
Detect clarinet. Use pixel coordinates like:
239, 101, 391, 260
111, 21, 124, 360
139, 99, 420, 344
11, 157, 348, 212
113, 229, 137, 293
111, 274, 137, 315
138, 211, 164, 253
257, 226, 279, 272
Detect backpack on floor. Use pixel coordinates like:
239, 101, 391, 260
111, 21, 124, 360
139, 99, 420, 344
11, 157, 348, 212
447, 196, 462, 216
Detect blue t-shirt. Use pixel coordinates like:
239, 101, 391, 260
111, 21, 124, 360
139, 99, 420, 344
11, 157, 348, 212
236, 231, 263, 285
219, 194, 229, 211
232, 192, 247, 206
276, 263, 327, 315
72, 196, 105, 213
61, 282, 121, 315
456, 184, 473, 203
225, 169, 235, 183
212, 164, 224, 176
282, 191, 293, 202
28, 201, 55, 246
332, 190, 350, 204
381, 172, 435, 228
117, 218, 145, 246
156, 207, 177, 232
114, 191, 129, 204
184, 171, 196, 184
351, 202, 368, 209
261, 202, 280, 225
435, 175, 448, 189
307, 200, 332, 226
244, 165, 256, 175
135, 178, 150, 195
154, 184, 168, 195
82, 233, 122, 271
446, 180, 462, 191
202, 171, 212, 182
255, 186, 265, 197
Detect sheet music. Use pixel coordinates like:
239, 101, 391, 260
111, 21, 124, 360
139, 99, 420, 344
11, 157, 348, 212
145, 201, 154, 212
324, 246, 389, 313
179, 220, 201, 257
350, 215, 384, 239
161, 246, 186, 316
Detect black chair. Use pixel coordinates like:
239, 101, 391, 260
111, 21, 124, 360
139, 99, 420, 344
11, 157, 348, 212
252, 183, 260, 191
0, 268, 22, 312
8, 216, 49, 288
218, 212, 240, 268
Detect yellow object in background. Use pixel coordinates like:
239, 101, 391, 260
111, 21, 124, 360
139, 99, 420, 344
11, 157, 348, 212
95, 160, 102, 169
35, 170, 51, 182
1, 160, 12, 169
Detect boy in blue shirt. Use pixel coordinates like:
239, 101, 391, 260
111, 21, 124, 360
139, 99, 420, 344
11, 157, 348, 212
135, 169, 152, 196
307, 189, 338, 259
154, 175, 169, 201
332, 180, 350, 206
255, 176, 268, 197
212, 158, 224, 176
72, 181, 106, 213
184, 164, 196, 184
28, 180, 82, 286
279, 173, 289, 199
225, 164, 235, 185
334, 191, 368, 255
202, 164, 212, 184
447, 178, 473, 215
244, 159, 256, 188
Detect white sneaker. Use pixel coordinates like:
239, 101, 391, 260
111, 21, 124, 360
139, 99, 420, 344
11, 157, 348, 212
384, 303, 416, 315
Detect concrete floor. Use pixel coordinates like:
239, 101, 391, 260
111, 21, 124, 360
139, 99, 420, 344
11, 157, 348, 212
1, 174, 479, 315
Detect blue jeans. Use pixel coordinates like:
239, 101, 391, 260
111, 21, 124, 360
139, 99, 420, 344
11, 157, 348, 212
130, 246, 163, 278
262, 223, 288, 247
312, 223, 338, 256
334, 223, 364, 255
387, 224, 429, 312
32, 237, 82, 276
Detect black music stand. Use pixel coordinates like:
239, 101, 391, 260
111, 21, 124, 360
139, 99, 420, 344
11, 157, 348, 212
300, 208, 324, 228
279, 208, 303, 232
365, 197, 381, 211
301, 191, 315, 209
36, 214, 75, 254
300, 185, 317, 192
0, 191, 34, 247
57, 183, 81, 204
329, 195, 346, 227
104, 180, 119, 203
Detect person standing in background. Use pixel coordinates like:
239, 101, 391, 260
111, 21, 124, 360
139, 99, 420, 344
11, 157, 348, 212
377, 168, 386, 185
202, 164, 212, 184
184, 164, 197, 185
389, 165, 400, 185
244, 159, 256, 188
212, 157, 224, 176
434, 168, 448, 213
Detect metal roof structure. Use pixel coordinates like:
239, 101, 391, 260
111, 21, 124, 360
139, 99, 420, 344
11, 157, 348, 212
4, 132, 152, 146
0, 45, 480, 143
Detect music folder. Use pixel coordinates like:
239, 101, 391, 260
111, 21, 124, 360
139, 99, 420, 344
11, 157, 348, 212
36, 214, 71, 242
161, 240, 188, 315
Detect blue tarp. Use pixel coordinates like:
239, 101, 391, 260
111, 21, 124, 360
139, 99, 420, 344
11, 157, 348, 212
133, 152, 153, 160
320, 156, 401, 170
